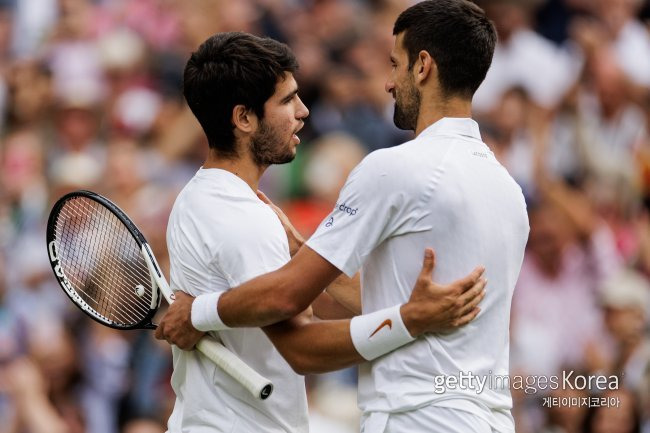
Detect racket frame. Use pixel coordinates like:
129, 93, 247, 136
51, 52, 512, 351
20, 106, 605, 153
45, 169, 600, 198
47, 190, 158, 330
46, 190, 274, 400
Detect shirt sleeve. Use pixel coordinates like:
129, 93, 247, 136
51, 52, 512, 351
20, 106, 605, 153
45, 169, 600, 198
306, 151, 428, 277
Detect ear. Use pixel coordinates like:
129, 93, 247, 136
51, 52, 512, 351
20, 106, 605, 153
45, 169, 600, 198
231, 104, 258, 134
414, 50, 435, 85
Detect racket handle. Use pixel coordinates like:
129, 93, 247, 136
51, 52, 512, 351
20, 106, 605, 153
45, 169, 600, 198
140, 244, 274, 400
196, 337, 274, 400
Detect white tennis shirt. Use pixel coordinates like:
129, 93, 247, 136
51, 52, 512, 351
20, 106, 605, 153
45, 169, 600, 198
307, 117, 529, 432
165, 168, 308, 433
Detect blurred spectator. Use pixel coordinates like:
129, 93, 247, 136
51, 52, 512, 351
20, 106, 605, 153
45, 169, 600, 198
572, 0, 650, 90
10, 0, 57, 57
79, 323, 131, 433
571, 48, 647, 192
511, 181, 623, 377
482, 87, 579, 195
474, 0, 577, 114
0, 358, 69, 433
5, 60, 53, 132
598, 270, 650, 406
48, 94, 105, 196
587, 388, 642, 433
0, 252, 26, 430
26, 323, 86, 433
0, 129, 48, 241
539, 386, 590, 433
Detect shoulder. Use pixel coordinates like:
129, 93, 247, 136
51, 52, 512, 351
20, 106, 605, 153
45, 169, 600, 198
352, 141, 421, 180
170, 180, 281, 243
339, 142, 436, 215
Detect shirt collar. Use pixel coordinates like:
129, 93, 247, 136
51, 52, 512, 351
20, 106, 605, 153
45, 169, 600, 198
196, 167, 258, 199
417, 117, 482, 141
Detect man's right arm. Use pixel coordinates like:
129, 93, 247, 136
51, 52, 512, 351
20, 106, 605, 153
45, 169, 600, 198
216, 245, 344, 327
154, 245, 343, 347
156, 249, 486, 352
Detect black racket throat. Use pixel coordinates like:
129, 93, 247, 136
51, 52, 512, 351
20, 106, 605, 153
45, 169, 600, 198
47, 190, 162, 330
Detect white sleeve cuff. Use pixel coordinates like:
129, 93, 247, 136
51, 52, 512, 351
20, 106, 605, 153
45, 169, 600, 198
350, 304, 415, 361
191, 292, 230, 332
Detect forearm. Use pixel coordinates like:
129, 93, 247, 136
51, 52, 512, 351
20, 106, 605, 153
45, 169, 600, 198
218, 246, 342, 327
264, 303, 425, 375
218, 268, 300, 327
263, 317, 363, 375
312, 291, 357, 320
325, 272, 361, 315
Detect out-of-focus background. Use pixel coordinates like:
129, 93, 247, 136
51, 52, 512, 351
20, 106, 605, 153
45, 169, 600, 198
0, 0, 649, 432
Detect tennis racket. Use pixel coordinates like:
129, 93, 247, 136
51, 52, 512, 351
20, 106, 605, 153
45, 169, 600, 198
46, 190, 273, 400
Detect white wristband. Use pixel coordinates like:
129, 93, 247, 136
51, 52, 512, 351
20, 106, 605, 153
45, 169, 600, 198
350, 304, 415, 361
191, 292, 230, 332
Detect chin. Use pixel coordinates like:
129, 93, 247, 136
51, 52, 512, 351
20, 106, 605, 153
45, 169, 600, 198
275, 150, 297, 165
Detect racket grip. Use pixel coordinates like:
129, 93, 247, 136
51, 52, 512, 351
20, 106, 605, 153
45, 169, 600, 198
195, 337, 274, 400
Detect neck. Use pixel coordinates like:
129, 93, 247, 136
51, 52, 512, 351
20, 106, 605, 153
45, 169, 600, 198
415, 96, 473, 136
203, 149, 267, 191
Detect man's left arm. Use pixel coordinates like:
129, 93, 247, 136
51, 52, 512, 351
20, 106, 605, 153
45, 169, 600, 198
154, 245, 353, 347
262, 251, 485, 374
155, 247, 486, 353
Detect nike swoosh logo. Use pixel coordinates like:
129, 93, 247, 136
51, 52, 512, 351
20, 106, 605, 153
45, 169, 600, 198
369, 319, 392, 339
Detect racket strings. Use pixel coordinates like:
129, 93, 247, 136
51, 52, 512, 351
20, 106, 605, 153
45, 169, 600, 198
73, 200, 152, 317
54, 197, 154, 327
58, 202, 149, 324
83, 205, 147, 321
59, 200, 151, 324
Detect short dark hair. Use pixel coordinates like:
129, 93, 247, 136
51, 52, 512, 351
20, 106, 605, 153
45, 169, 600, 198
183, 32, 298, 157
393, 0, 496, 99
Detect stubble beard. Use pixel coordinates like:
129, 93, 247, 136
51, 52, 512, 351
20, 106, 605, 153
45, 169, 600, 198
250, 120, 296, 166
393, 77, 421, 132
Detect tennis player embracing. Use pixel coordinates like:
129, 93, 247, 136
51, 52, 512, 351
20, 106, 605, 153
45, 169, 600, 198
155, 27, 490, 433
158, 1, 529, 432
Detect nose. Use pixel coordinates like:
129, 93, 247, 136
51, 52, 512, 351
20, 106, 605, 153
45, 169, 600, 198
297, 96, 309, 119
385, 79, 395, 94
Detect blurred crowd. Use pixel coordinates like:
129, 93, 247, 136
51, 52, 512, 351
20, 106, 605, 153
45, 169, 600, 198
0, 0, 649, 432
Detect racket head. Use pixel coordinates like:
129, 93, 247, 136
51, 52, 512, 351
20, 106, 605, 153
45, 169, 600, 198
46, 190, 160, 330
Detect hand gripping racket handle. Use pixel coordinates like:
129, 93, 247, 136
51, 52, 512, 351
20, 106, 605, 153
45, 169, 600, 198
142, 245, 274, 400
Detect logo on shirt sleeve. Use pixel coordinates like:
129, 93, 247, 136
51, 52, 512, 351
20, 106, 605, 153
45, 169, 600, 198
335, 202, 358, 216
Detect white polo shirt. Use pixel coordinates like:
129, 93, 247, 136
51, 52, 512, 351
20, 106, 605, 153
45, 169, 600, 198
165, 168, 308, 433
307, 118, 529, 432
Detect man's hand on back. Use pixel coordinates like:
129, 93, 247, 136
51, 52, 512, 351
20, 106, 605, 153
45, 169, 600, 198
155, 292, 204, 350
401, 248, 486, 337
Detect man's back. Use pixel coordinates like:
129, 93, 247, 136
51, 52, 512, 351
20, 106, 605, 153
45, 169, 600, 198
166, 168, 308, 433
307, 117, 529, 431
